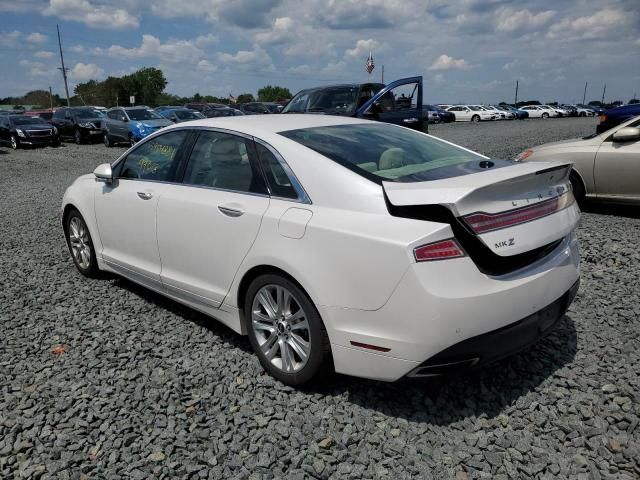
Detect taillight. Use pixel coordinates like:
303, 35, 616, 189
463, 191, 575, 234
414, 239, 465, 262
599, 114, 607, 124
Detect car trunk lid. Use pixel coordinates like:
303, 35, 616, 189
383, 161, 580, 257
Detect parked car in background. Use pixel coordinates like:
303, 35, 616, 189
538, 105, 564, 117
499, 104, 529, 119
238, 102, 271, 115
517, 115, 640, 204
158, 108, 205, 123
473, 105, 503, 119
25, 109, 55, 122
185, 103, 230, 115
0, 114, 59, 149
103, 106, 172, 147
521, 105, 552, 118
426, 105, 455, 123
155, 105, 184, 113
263, 102, 284, 113
596, 104, 640, 133
564, 105, 595, 117
582, 104, 605, 115
493, 105, 518, 119
204, 107, 245, 118
446, 105, 496, 122
52, 107, 105, 144
425, 108, 440, 124
282, 76, 424, 131
62, 114, 580, 385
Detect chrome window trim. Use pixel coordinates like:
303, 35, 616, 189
109, 125, 311, 204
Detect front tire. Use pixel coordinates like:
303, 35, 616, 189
471, 115, 480, 123
541, 112, 549, 119
244, 274, 331, 386
65, 209, 99, 277
10, 135, 19, 150
104, 132, 113, 147
74, 128, 83, 145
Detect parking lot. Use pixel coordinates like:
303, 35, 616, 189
1, 116, 639, 479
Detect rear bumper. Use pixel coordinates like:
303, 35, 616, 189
407, 279, 579, 377
323, 233, 580, 381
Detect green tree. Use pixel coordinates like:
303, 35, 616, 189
237, 93, 255, 103
588, 100, 603, 107
630, 98, 639, 104
257, 85, 292, 102
22, 90, 54, 108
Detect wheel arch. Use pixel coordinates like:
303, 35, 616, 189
235, 264, 317, 321
569, 168, 587, 200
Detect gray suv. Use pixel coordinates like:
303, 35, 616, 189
103, 106, 172, 147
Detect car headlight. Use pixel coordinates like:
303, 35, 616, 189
515, 149, 533, 162
16, 129, 26, 138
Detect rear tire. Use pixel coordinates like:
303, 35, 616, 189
64, 209, 100, 277
10, 135, 19, 150
244, 274, 331, 386
541, 112, 549, 119
104, 132, 113, 147
471, 115, 480, 123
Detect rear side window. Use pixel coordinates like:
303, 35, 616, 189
182, 131, 267, 195
118, 130, 188, 181
280, 123, 508, 183
254, 143, 298, 199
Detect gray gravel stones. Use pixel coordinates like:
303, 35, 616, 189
1, 117, 639, 479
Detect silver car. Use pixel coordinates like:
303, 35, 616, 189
516, 115, 640, 204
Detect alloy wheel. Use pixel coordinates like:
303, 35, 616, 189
10, 135, 18, 149
68, 216, 92, 270
251, 284, 311, 373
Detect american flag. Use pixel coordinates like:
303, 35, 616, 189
365, 51, 375, 75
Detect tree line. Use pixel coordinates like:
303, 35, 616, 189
0, 67, 293, 109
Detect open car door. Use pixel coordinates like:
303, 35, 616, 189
355, 76, 423, 131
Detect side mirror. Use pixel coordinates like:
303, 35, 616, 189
612, 127, 640, 142
94, 163, 113, 183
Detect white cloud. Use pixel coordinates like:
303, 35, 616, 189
19, 59, 56, 77
196, 59, 217, 72
44, 0, 139, 29
194, 33, 218, 48
345, 39, 379, 59
70, 62, 105, 81
496, 8, 555, 32
34, 51, 55, 59
0, 30, 22, 47
106, 34, 203, 63
218, 44, 273, 70
27, 32, 47, 43
255, 16, 294, 44
429, 54, 469, 71
548, 8, 628, 40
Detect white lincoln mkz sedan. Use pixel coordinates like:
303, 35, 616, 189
62, 115, 580, 385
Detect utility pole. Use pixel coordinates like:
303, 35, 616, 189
514, 79, 519, 106
49, 86, 53, 112
56, 24, 71, 107
381, 65, 384, 84
582, 82, 587, 105
601, 83, 606, 105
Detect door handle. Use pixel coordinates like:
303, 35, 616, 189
218, 206, 244, 217
137, 191, 153, 200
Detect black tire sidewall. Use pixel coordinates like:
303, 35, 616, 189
10, 135, 19, 149
74, 129, 82, 145
244, 274, 329, 385
104, 133, 112, 147
542, 113, 549, 119
65, 210, 99, 277
472, 115, 480, 122
570, 172, 586, 203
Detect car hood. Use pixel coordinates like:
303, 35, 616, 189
533, 136, 600, 151
16, 124, 53, 130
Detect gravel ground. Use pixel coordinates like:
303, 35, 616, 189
1, 117, 639, 480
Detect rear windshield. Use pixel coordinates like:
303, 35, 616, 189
280, 123, 509, 182
174, 110, 202, 119
127, 109, 163, 120
75, 109, 104, 119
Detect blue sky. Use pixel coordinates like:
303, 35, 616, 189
1, 0, 638, 104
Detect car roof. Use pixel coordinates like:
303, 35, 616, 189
161, 113, 370, 136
